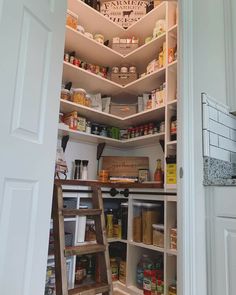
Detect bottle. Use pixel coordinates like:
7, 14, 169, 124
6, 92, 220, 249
106, 209, 113, 238
81, 160, 89, 180
136, 254, 153, 289
170, 115, 177, 141
154, 159, 163, 187
74, 159, 81, 179
110, 258, 118, 281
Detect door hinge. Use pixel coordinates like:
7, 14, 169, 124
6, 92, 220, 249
179, 167, 184, 178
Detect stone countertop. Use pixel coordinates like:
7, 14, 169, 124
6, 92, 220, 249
203, 157, 236, 186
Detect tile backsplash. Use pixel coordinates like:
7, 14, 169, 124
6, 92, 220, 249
202, 93, 236, 163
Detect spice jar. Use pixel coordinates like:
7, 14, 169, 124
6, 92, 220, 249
129, 66, 137, 73
142, 203, 161, 244
112, 66, 119, 74
152, 224, 164, 248
133, 202, 143, 242
120, 66, 128, 74
72, 88, 86, 105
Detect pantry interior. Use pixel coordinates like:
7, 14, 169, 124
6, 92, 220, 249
46, 1, 179, 294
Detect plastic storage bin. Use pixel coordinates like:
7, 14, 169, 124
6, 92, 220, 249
142, 203, 161, 244
152, 224, 164, 248
133, 202, 143, 242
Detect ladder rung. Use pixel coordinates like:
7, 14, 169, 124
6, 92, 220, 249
68, 282, 110, 295
62, 208, 102, 217
65, 244, 106, 257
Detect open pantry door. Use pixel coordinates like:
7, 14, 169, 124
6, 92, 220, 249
0, 1, 66, 295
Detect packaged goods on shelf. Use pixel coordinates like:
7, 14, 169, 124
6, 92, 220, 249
110, 258, 119, 281
77, 116, 86, 132
61, 88, 71, 101
90, 93, 102, 111
110, 66, 138, 86
153, 19, 166, 38
112, 36, 139, 55
66, 10, 78, 30
166, 156, 177, 185
170, 228, 177, 250
119, 260, 126, 284
63, 111, 78, 130
133, 202, 143, 243
101, 97, 111, 113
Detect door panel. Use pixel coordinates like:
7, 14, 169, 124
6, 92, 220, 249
0, 0, 66, 294
215, 217, 236, 295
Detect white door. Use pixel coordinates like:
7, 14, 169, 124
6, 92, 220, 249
215, 217, 236, 295
0, 1, 66, 294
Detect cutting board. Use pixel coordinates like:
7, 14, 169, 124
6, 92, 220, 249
101, 156, 149, 177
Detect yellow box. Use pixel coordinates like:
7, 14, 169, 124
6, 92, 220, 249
166, 163, 176, 184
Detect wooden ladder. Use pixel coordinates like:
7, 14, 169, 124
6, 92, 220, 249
52, 182, 112, 295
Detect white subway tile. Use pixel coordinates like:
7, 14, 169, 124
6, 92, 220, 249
230, 152, 236, 163
209, 120, 230, 138
218, 112, 236, 130
209, 146, 231, 162
209, 132, 218, 147
230, 129, 236, 141
203, 130, 210, 156
202, 104, 209, 129
219, 136, 236, 153
209, 106, 218, 121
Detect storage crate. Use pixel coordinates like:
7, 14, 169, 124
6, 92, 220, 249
110, 72, 137, 86
110, 103, 137, 117
112, 43, 138, 55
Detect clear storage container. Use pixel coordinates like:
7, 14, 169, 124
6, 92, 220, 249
72, 88, 86, 105
142, 203, 161, 244
152, 224, 164, 248
133, 202, 143, 242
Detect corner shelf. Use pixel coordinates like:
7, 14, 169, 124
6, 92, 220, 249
60, 99, 165, 128
129, 241, 165, 253
58, 125, 165, 148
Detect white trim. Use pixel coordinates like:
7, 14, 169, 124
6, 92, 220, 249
178, 0, 207, 295
223, 0, 236, 112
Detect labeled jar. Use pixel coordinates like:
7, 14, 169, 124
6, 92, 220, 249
133, 202, 143, 242
72, 88, 86, 105
60, 89, 71, 101
152, 224, 164, 248
142, 203, 161, 244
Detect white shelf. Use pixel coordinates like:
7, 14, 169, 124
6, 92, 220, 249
60, 99, 165, 128
62, 61, 122, 95
63, 61, 166, 96
166, 140, 177, 145
166, 249, 178, 256
128, 285, 143, 295
168, 59, 178, 69
64, 25, 166, 73
168, 24, 178, 35
108, 238, 127, 244
58, 125, 165, 148
167, 99, 177, 105
64, 26, 123, 68
129, 241, 165, 253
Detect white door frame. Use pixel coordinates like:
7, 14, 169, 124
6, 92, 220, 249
178, 0, 207, 294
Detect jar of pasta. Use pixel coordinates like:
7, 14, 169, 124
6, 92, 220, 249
72, 88, 86, 105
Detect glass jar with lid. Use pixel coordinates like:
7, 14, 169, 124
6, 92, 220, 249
60, 88, 71, 101
72, 88, 86, 105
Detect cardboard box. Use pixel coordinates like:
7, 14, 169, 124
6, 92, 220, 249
110, 103, 137, 118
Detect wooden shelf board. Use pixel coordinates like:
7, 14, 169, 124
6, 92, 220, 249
62, 62, 122, 95
55, 179, 172, 189
60, 100, 165, 128
129, 241, 165, 253
58, 125, 165, 148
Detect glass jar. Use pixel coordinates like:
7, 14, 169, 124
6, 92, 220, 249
129, 66, 137, 73
72, 88, 86, 105
61, 88, 71, 100
133, 202, 143, 243
120, 66, 128, 74
142, 203, 161, 244
112, 66, 119, 74
121, 202, 128, 239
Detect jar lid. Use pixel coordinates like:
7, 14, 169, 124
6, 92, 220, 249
73, 88, 86, 94
142, 203, 161, 208
121, 202, 128, 207
152, 224, 164, 230
61, 88, 70, 93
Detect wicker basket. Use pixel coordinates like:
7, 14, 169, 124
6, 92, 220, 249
112, 43, 138, 55
110, 72, 137, 86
